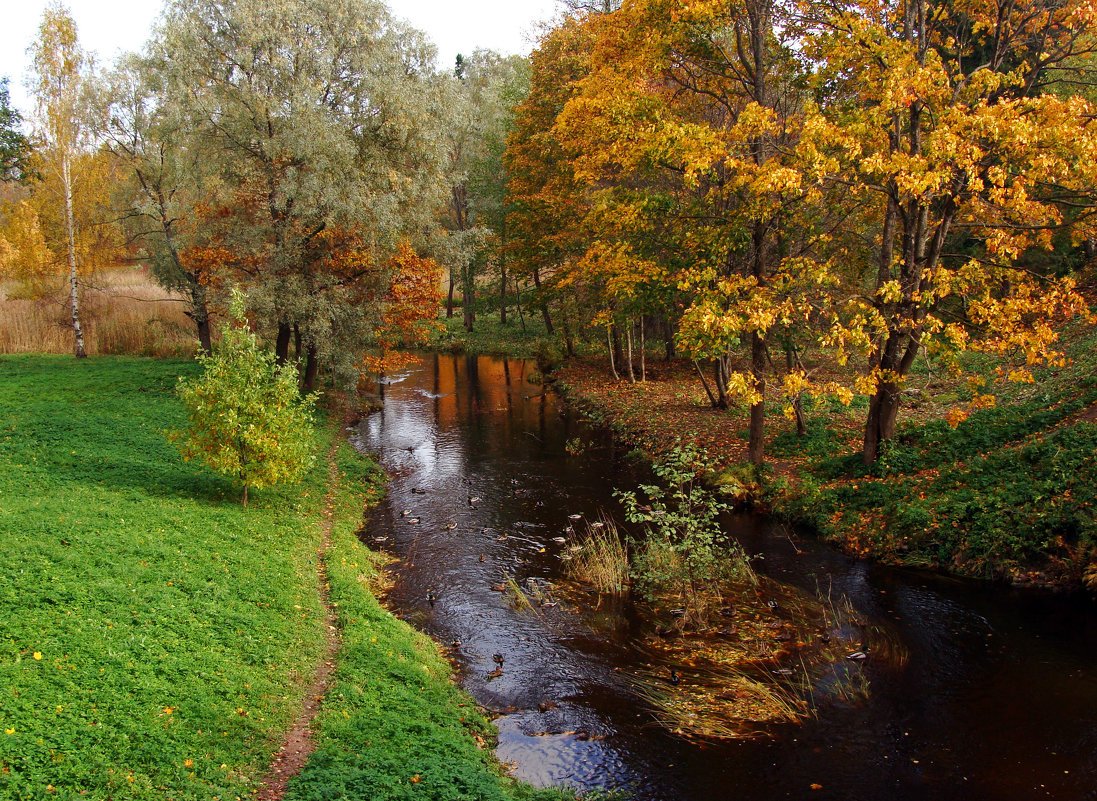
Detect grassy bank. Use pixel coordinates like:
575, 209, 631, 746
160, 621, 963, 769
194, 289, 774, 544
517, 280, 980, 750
426, 311, 603, 364
0, 355, 328, 797
0, 355, 567, 799
553, 321, 1097, 587
288, 442, 567, 800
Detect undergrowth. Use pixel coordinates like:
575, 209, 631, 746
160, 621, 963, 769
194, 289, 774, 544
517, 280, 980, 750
771, 319, 1097, 582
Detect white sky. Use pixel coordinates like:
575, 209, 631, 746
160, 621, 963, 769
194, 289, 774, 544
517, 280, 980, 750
1, 0, 562, 117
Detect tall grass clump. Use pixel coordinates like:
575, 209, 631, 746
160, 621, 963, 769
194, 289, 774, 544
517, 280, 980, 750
566, 519, 630, 595
0, 268, 196, 356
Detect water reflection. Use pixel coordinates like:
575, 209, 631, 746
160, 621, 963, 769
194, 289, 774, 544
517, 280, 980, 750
354, 354, 1097, 801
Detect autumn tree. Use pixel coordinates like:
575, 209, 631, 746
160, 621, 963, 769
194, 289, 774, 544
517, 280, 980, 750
506, 15, 601, 343
0, 200, 52, 287
550, 0, 832, 463
99, 55, 215, 353
361, 241, 444, 375
800, 0, 1097, 462
29, 2, 95, 358
438, 50, 530, 331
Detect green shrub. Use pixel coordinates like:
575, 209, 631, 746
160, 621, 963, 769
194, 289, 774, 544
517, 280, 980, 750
173, 291, 316, 506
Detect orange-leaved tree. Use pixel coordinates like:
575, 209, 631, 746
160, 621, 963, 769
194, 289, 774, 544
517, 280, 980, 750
552, 0, 846, 464
361, 241, 444, 376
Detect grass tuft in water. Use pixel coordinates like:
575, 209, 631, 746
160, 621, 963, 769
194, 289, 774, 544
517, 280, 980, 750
566, 519, 630, 596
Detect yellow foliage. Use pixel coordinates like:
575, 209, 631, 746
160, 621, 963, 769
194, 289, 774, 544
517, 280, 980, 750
0, 200, 55, 281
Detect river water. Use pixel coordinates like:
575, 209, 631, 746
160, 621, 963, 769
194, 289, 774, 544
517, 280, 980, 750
353, 354, 1097, 801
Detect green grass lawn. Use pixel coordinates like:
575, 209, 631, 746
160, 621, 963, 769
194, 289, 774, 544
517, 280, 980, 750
0, 355, 565, 800
0, 355, 331, 798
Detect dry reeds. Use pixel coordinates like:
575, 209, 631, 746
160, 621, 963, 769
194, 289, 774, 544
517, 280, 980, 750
566, 518, 630, 595
0, 268, 199, 357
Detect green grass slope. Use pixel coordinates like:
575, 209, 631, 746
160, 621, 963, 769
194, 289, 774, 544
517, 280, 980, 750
0, 356, 566, 800
0, 355, 330, 798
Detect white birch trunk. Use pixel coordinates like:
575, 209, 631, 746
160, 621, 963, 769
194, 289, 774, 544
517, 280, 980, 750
63, 154, 86, 358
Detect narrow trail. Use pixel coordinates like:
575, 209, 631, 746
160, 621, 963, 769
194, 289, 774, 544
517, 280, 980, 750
255, 442, 342, 800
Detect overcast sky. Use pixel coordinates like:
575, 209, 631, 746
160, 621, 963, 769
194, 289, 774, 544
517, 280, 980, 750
1, 0, 562, 116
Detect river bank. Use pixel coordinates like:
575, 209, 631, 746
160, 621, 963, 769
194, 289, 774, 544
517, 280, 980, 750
551, 350, 1097, 589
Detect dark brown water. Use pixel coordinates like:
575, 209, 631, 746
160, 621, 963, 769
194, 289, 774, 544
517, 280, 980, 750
353, 354, 1097, 801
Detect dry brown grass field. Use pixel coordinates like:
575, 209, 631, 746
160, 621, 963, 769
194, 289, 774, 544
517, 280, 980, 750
0, 268, 199, 357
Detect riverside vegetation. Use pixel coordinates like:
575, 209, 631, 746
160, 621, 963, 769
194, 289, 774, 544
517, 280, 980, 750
0, 355, 569, 800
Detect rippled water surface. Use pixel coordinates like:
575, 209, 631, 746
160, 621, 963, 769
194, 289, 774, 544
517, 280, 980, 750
354, 354, 1097, 801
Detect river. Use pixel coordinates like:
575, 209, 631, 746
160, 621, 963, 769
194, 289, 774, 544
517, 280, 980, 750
353, 353, 1097, 801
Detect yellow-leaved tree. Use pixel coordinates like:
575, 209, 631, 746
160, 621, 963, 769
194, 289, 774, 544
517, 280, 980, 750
799, 0, 1097, 462
174, 291, 317, 507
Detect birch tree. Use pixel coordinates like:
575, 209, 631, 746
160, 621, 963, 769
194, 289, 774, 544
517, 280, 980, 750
29, 3, 93, 358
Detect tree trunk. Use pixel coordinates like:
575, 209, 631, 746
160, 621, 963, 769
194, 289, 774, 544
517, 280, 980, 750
196, 313, 212, 356
862, 331, 905, 463
532, 268, 554, 334
713, 357, 729, 410
639, 317, 646, 382
499, 250, 508, 324
447, 264, 456, 318
190, 280, 213, 355
293, 324, 302, 360
462, 271, 475, 332
63, 156, 86, 358
625, 320, 636, 383
863, 381, 903, 464
561, 312, 575, 357
606, 327, 619, 380
693, 360, 718, 408
514, 277, 526, 332
611, 324, 623, 367
302, 344, 320, 392
275, 323, 292, 364
242, 482, 248, 508
664, 316, 676, 360
785, 343, 807, 436
748, 331, 765, 465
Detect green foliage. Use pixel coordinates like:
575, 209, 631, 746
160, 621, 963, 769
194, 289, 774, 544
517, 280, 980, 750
777, 406, 1097, 579
174, 294, 316, 505
430, 311, 577, 360
617, 447, 755, 623
0, 78, 33, 183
